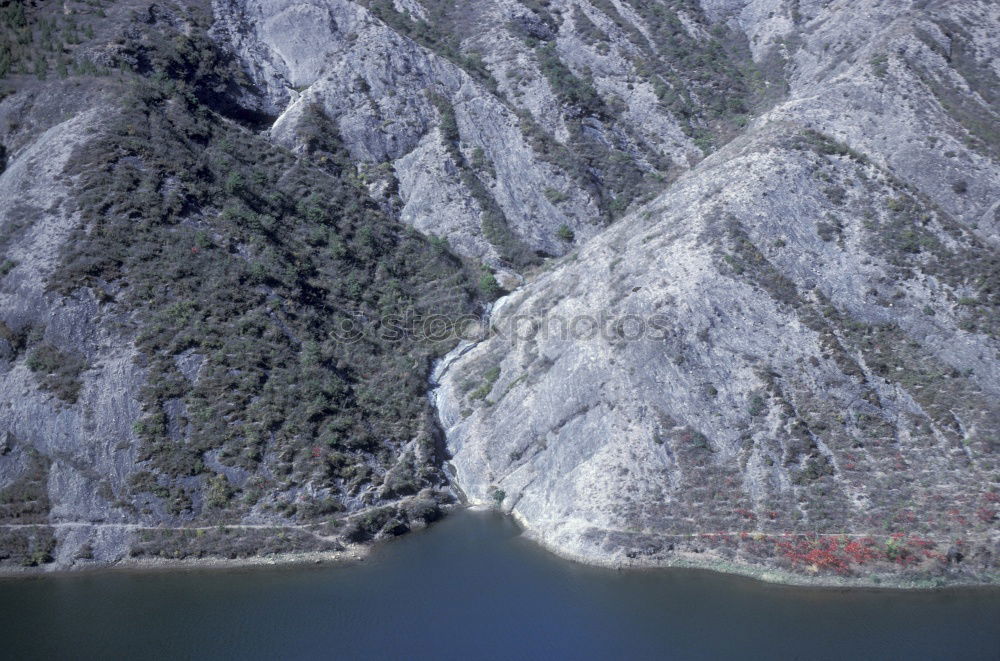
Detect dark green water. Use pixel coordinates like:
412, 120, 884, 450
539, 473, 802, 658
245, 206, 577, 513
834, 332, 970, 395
2, 510, 998, 661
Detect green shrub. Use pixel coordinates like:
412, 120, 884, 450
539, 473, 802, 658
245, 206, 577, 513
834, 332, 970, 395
793, 454, 834, 484
816, 216, 842, 242
469, 365, 501, 400
204, 474, 235, 509
470, 146, 494, 177
869, 54, 889, 78
572, 6, 609, 46
0, 451, 51, 523
25, 344, 86, 403
535, 42, 607, 117
478, 270, 501, 298
544, 187, 568, 204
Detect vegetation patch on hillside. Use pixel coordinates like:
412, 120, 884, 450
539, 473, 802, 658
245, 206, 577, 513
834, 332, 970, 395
0, 449, 51, 524
0, 0, 114, 82
51, 8, 482, 521
26, 344, 87, 404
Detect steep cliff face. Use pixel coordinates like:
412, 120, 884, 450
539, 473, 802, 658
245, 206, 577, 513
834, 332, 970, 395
435, 0, 1000, 582
0, 0, 996, 581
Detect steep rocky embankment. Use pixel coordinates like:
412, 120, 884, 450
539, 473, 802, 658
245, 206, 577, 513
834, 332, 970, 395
0, 0, 996, 583
436, 0, 1000, 584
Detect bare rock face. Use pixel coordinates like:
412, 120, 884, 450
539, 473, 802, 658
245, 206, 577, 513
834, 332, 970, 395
210, 0, 779, 268
213, 0, 601, 267
435, 0, 1000, 580
0, 99, 147, 566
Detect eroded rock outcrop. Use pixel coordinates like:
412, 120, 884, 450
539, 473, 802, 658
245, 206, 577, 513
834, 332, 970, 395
435, 0, 1000, 582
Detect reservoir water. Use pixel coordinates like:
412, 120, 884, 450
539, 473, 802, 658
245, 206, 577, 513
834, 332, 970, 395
1, 509, 998, 660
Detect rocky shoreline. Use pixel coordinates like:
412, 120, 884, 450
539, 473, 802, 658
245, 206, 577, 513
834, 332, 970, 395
510, 515, 1000, 591
0, 545, 370, 580
2, 506, 997, 591
0, 526, 366, 578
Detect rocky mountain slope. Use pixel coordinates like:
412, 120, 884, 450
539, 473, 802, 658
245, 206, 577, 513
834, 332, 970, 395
0, 0, 996, 582
436, 0, 1000, 583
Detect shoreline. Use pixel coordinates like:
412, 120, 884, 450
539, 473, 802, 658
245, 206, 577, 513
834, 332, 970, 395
526, 534, 1000, 592
501, 506, 1000, 592
0, 540, 371, 581
4, 507, 996, 592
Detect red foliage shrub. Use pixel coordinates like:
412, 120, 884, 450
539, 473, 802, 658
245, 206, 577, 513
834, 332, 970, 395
844, 538, 880, 563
